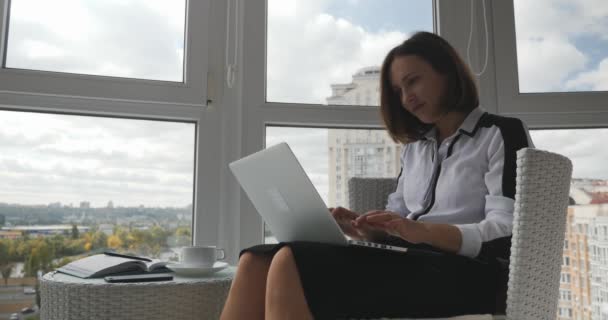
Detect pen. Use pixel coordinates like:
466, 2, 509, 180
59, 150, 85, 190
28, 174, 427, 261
103, 251, 152, 262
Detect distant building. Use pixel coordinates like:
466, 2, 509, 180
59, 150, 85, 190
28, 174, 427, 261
1, 225, 90, 237
0, 230, 21, 239
571, 187, 593, 205
62, 210, 87, 224
591, 193, 608, 205
559, 205, 595, 320
327, 130, 402, 207
326, 66, 380, 106
107, 201, 114, 209
80, 201, 91, 209
48, 202, 62, 208
326, 66, 402, 207
588, 205, 608, 320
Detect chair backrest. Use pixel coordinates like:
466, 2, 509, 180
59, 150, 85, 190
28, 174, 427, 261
506, 148, 572, 320
348, 177, 397, 213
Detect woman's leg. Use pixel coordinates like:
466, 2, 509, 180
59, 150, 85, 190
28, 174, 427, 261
265, 247, 314, 320
220, 252, 272, 320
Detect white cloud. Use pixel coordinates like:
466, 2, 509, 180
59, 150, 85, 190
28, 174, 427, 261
6, 0, 185, 81
513, 0, 605, 92
515, 0, 608, 40
267, 0, 407, 104
531, 129, 608, 180
566, 58, 608, 91
516, 36, 587, 92
0, 111, 195, 207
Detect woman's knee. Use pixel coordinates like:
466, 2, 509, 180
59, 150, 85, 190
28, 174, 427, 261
238, 252, 272, 272
273, 246, 295, 263
266, 247, 307, 309
268, 247, 298, 277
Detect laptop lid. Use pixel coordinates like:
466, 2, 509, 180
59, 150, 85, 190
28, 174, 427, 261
229, 142, 348, 245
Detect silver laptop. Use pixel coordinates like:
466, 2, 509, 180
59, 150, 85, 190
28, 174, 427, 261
229, 142, 408, 253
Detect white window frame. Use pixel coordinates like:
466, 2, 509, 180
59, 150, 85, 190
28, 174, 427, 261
492, 0, 608, 128
0, 0, 233, 260
237, 0, 485, 250
0, 0, 210, 107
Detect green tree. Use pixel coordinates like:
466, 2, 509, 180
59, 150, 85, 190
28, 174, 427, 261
0, 240, 8, 264
34, 240, 52, 272
5, 239, 18, 261
0, 263, 12, 286
168, 226, 192, 247
25, 249, 39, 277
24, 240, 54, 277
91, 231, 108, 250
71, 224, 79, 239
35, 280, 41, 308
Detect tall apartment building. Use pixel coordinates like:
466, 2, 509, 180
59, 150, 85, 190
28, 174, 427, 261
559, 205, 595, 320
326, 66, 402, 207
588, 205, 608, 320
554, 180, 608, 320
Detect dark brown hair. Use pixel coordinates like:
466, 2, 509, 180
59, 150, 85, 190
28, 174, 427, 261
380, 31, 479, 144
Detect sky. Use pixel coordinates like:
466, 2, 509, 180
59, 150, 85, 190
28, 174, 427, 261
513, 0, 608, 92
0, 111, 195, 208
5, 0, 186, 82
1, 0, 608, 207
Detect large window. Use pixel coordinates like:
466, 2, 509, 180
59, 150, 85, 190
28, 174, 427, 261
0, 0, 211, 105
0, 0, 220, 318
0, 110, 195, 317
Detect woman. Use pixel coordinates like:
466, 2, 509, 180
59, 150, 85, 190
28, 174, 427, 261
220, 31, 533, 320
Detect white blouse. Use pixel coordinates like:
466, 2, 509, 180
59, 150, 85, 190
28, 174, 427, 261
385, 107, 534, 259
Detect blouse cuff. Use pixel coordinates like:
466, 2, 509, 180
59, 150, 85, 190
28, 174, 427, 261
455, 224, 482, 258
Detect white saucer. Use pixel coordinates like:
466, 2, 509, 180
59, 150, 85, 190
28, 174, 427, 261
166, 261, 229, 277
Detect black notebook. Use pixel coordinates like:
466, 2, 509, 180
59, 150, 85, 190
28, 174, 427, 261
57, 254, 170, 278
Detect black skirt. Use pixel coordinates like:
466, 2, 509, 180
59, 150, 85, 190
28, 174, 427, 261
241, 239, 507, 319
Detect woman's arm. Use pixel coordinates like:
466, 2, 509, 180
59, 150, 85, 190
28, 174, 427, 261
421, 222, 462, 254
354, 211, 462, 254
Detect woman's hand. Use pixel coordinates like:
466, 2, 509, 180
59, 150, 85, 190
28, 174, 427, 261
329, 207, 385, 241
355, 210, 431, 244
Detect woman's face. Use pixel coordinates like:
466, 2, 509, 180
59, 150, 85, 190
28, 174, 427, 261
389, 55, 448, 124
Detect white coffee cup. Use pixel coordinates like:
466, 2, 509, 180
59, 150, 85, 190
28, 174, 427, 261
180, 246, 225, 267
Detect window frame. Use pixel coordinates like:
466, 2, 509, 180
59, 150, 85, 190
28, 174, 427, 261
492, 0, 608, 128
0, 0, 229, 260
0, 0, 211, 107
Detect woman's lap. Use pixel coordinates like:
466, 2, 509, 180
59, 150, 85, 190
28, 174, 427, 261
241, 241, 504, 319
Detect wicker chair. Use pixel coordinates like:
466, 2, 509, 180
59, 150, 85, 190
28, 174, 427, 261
347, 148, 573, 320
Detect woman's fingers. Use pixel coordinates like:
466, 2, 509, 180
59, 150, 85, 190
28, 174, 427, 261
371, 217, 401, 237
332, 207, 358, 219
364, 212, 399, 224
354, 210, 383, 224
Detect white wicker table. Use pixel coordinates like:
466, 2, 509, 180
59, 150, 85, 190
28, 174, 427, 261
40, 267, 235, 320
